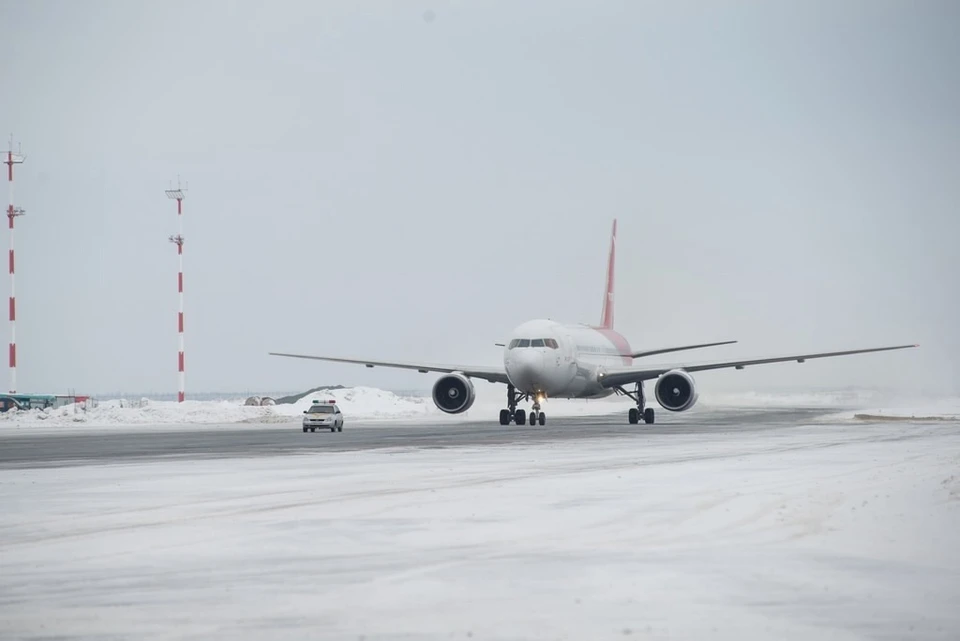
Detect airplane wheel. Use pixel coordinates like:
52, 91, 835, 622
643, 408, 655, 424
538, 412, 546, 426
337, 425, 343, 432
303, 426, 308, 433
628, 408, 639, 424
499, 409, 511, 425
514, 409, 526, 425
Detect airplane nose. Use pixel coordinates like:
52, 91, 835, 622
507, 349, 544, 390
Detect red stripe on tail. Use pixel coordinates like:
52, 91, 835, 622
600, 219, 617, 329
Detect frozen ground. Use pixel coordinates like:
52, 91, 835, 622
0, 386, 436, 429
0, 385, 629, 432
1, 412, 958, 640
3, 384, 957, 433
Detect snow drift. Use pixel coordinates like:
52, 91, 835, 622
2, 383, 956, 430
0, 384, 625, 430
0, 387, 434, 429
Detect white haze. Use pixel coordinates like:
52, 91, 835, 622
0, 0, 957, 397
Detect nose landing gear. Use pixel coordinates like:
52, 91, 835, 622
529, 398, 546, 426
619, 382, 655, 425
499, 385, 546, 426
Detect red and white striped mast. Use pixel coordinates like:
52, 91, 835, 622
165, 178, 187, 403
5, 136, 25, 394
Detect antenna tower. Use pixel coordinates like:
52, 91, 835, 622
165, 177, 187, 402
5, 136, 25, 394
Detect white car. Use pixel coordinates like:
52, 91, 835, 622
302, 400, 344, 433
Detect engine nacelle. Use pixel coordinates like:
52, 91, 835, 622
432, 373, 477, 414
654, 369, 698, 412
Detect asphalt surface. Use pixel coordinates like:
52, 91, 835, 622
0, 406, 846, 469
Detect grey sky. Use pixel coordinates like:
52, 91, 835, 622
0, 0, 957, 397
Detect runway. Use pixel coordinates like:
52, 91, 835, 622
3, 406, 958, 640
0, 406, 840, 469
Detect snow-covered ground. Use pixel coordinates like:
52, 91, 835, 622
818, 397, 960, 423
0, 385, 627, 431
1, 418, 958, 640
0, 386, 437, 428
2, 383, 958, 432
702, 388, 890, 408
704, 389, 960, 423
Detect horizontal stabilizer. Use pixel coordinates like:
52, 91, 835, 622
629, 340, 738, 359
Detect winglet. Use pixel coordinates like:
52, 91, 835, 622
600, 218, 617, 329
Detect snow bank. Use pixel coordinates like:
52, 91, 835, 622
0, 387, 435, 429
4, 382, 954, 431
698, 388, 887, 408
0, 384, 627, 431
818, 396, 960, 423
278, 386, 434, 420
699, 389, 960, 422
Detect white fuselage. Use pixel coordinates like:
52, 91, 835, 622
502, 319, 633, 399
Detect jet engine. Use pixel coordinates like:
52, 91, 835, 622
654, 369, 698, 412
432, 373, 477, 414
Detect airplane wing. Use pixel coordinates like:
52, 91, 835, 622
629, 340, 737, 359
268, 352, 511, 385
598, 344, 919, 388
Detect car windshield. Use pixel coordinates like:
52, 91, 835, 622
307, 405, 335, 414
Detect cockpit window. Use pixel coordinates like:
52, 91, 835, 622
509, 338, 559, 348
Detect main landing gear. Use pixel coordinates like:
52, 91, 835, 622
618, 382, 655, 425
498, 385, 546, 426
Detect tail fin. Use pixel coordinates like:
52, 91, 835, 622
600, 218, 617, 329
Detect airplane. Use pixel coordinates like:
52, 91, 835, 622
270, 220, 917, 427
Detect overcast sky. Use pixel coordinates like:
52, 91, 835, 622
0, 0, 957, 398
